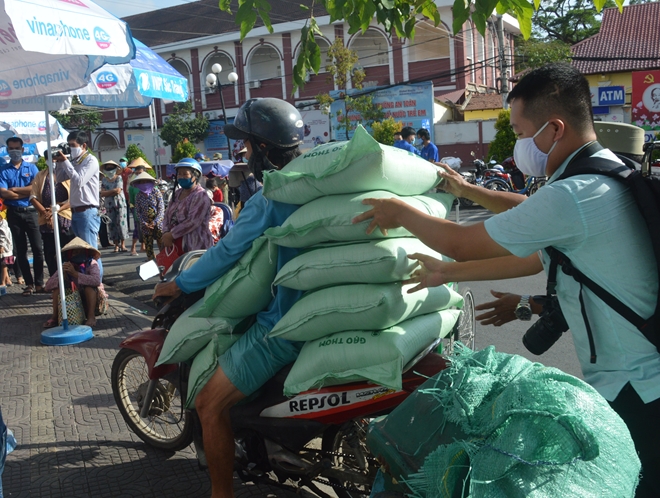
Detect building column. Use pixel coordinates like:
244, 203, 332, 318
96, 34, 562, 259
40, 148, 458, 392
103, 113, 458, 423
392, 35, 404, 84
234, 41, 247, 103
282, 33, 294, 102
191, 48, 202, 113
454, 28, 466, 91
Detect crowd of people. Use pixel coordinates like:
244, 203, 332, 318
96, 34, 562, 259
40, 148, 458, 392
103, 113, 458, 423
0, 131, 242, 331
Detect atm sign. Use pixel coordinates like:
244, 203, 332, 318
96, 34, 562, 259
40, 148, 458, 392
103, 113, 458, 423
597, 86, 625, 106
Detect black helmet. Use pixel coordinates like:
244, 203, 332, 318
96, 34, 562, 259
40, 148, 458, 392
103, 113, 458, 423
224, 98, 304, 148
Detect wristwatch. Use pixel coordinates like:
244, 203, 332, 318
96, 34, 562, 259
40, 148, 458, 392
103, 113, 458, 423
514, 295, 533, 321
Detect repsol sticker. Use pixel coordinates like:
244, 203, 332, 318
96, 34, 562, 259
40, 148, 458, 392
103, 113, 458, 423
289, 392, 349, 412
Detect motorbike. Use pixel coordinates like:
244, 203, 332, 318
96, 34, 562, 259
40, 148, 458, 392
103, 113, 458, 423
457, 153, 511, 207
483, 157, 546, 195
112, 251, 475, 497
156, 178, 175, 208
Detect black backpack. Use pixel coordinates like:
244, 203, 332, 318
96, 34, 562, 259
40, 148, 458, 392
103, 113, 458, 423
544, 141, 660, 363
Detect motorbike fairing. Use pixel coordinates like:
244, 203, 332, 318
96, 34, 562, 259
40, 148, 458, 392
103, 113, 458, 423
119, 328, 177, 380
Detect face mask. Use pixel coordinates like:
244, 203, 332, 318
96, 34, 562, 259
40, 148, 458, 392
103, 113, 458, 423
8, 150, 22, 162
135, 183, 154, 194
70, 147, 82, 159
103, 168, 117, 178
120, 162, 127, 169
68, 253, 89, 264
177, 178, 194, 189
512, 121, 558, 177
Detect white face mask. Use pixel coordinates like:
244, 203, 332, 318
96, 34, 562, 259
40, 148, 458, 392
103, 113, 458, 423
70, 146, 82, 160
513, 121, 557, 177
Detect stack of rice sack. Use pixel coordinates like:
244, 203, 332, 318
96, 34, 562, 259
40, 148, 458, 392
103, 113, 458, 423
155, 236, 279, 408
262, 125, 464, 396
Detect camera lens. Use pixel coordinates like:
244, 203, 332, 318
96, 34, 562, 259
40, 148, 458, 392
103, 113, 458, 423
522, 296, 570, 355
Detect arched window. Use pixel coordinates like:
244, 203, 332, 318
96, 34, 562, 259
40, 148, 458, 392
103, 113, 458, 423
476, 33, 485, 84
169, 59, 192, 95
295, 38, 332, 72
408, 20, 450, 62
248, 45, 282, 82
349, 29, 389, 67
203, 52, 235, 83
96, 133, 118, 151
465, 22, 474, 83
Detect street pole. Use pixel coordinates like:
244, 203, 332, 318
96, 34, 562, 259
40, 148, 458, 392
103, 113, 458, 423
217, 83, 231, 161
206, 64, 239, 162
496, 15, 508, 109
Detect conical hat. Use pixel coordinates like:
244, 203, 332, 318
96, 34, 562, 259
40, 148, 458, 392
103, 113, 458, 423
128, 157, 152, 169
130, 171, 157, 185
101, 160, 119, 168
61, 237, 101, 260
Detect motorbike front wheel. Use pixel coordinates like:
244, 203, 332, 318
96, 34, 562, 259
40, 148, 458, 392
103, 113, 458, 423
111, 348, 193, 451
484, 179, 511, 192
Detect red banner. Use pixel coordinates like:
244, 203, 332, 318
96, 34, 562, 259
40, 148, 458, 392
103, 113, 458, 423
632, 70, 660, 141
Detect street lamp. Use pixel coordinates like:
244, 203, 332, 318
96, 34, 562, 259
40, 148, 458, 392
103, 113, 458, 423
205, 63, 239, 160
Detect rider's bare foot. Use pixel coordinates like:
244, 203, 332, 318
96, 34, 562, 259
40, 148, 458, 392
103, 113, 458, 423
85, 318, 97, 328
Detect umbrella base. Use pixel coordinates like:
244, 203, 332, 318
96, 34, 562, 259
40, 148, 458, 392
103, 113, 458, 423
41, 325, 94, 345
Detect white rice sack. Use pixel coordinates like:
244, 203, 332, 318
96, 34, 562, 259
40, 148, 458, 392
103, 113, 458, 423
262, 125, 442, 204
274, 238, 445, 291
156, 298, 241, 365
269, 282, 463, 342
264, 191, 454, 249
283, 310, 461, 395
190, 236, 277, 319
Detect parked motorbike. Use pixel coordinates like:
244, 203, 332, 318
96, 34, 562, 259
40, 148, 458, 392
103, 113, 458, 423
483, 157, 546, 195
456, 153, 511, 207
156, 178, 175, 208
112, 251, 475, 497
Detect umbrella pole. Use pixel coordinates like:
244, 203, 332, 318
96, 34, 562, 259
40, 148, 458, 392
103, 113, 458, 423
44, 102, 69, 330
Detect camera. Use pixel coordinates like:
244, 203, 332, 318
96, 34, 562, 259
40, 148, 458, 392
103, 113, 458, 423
44, 143, 71, 160
522, 295, 570, 355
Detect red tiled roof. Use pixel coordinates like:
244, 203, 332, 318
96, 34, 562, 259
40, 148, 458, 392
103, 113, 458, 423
435, 88, 465, 104
464, 93, 503, 111
572, 3, 660, 74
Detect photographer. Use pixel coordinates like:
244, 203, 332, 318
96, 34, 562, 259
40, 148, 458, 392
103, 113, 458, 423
354, 64, 660, 497
53, 131, 103, 279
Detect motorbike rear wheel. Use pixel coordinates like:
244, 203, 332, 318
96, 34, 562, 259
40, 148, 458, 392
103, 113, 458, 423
321, 420, 377, 498
484, 179, 511, 192
446, 288, 476, 354
111, 348, 193, 451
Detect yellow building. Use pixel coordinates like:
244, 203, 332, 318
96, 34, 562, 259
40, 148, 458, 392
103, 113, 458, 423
463, 93, 504, 121
572, 2, 660, 125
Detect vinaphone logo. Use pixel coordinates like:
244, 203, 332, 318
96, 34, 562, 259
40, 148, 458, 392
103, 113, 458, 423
95, 71, 117, 89
93, 27, 111, 49
0, 80, 12, 97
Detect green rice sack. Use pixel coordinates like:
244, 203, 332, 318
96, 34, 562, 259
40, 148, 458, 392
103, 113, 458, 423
262, 125, 442, 204
264, 191, 454, 249
274, 238, 445, 291
190, 236, 277, 319
269, 282, 463, 342
283, 310, 461, 395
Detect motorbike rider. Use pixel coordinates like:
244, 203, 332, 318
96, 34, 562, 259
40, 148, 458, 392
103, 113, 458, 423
152, 97, 305, 498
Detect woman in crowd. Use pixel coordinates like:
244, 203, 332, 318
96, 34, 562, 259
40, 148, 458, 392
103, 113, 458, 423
0, 200, 14, 286
161, 158, 213, 254
29, 168, 74, 275
131, 172, 165, 261
43, 237, 107, 329
100, 160, 129, 252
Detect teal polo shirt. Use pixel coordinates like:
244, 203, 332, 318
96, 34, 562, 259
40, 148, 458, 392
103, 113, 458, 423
0, 161, 38, 207
485, 144, 660, 403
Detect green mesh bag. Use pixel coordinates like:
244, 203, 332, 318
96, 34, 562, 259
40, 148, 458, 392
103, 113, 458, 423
366, 346, 640, 498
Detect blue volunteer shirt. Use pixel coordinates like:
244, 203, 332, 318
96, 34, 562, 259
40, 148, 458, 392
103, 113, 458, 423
393, 140, 421, 156
176, 190, 303, 330
485, 144, 660, 404
0, 161, 38, 207
421, 142, 439, 162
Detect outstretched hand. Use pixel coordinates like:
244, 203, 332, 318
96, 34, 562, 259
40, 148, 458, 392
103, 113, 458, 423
474, 290, 521, 327
436, 163, 470, 198
351, 197, 406, 236
403, 253, 449, 293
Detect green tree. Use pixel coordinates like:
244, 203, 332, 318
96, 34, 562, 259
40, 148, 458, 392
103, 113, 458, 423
532, 0, 616, 44
52, 96, 102, 134
159, 100, 209, 147
488, 110, 517, 162
372, 118, 403, 146
515, 37, 572, 71
316, 40, 384, 140
218, 0, 626, 92
171, 140, 199, 163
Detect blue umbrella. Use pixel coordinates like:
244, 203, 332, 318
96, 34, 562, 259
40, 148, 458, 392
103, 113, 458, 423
77, 38, 189, 108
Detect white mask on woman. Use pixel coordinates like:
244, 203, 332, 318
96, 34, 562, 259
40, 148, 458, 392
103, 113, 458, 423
513, 121, 557, 177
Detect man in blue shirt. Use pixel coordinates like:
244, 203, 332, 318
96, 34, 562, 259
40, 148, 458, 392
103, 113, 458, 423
0, 137, 44, 295
153, 98, 305, 498
417, 128, 438, 162
392, 126, 420, 155
355, 64, 660, 497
